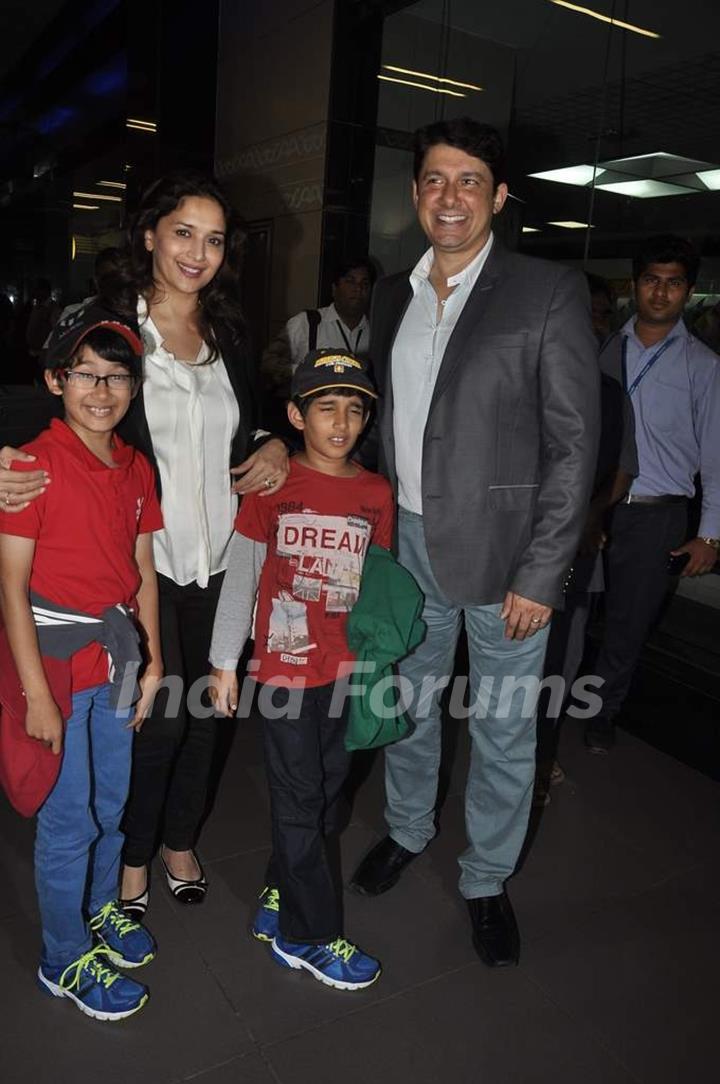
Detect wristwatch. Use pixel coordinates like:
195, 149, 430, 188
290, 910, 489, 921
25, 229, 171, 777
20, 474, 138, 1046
699, 537, 720, 552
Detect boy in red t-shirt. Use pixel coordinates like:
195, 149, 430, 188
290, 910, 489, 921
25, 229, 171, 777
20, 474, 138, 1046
210, 348, 393, 990
0, 302, 163, 1021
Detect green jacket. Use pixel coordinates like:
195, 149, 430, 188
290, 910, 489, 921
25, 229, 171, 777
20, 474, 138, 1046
345, 544, 426, 751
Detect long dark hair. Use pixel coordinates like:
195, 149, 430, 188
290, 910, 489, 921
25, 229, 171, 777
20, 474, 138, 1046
101, 170, 247, 362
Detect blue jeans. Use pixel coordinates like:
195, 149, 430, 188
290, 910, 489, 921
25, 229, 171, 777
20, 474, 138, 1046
385, 509, 549, 899
35, 684, 133, 970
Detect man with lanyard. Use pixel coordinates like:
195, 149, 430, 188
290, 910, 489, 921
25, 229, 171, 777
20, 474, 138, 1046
261, 257, 374, 399
587, 235, 720, 754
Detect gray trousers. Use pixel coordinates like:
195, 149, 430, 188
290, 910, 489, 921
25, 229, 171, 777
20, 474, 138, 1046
384, 510, 549, 899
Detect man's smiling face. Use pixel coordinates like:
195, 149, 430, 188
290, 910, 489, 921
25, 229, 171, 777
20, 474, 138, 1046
413, 143, 508, 263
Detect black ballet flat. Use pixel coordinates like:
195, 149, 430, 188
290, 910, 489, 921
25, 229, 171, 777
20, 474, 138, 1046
160, 850, 208, 905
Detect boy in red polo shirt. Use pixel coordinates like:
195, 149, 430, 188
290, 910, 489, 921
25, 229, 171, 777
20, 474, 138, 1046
0, 302, 163, 1022
209, 348, 393, 991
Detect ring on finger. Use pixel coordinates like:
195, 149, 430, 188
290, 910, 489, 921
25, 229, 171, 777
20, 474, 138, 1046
2, 493, 10, 506
530, 616, 541, 624
263, 477, 274, 490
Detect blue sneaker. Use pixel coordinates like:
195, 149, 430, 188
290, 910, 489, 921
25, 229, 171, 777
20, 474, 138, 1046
251, 886, 280, 942
271, 935, 381, 990
38, 944, 148, 1021
89, 900, 156, 968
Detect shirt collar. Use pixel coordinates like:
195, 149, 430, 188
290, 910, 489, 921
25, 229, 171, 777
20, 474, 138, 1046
622, 314, 688, 349
48, 418, 134, 471
325, 303, 368, 333
410, 233, 494, 295
138, 296, 210, 365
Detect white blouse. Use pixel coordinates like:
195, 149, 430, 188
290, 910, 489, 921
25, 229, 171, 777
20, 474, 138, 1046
139, 302, 240, 588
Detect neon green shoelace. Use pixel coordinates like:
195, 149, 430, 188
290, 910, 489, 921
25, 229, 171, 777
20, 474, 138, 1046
263, 887, 280, 912
327, 938, 357, 963
89, 900, 139, 938
59, 944, 119, 992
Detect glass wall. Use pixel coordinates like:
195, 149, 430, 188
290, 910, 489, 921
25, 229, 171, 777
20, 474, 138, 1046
369, 0, 720, 331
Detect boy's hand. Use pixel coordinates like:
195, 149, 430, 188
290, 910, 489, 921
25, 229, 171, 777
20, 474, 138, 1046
129, 670, 164, 731
25, 698, 64, 755
208, 667, 239, 717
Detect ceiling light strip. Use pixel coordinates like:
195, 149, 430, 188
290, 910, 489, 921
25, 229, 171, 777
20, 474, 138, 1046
377, 74, 465, 98
127, 123, 157, 132
548, 220, 594, 229
97, 181, 127, 189
549, 0, 660, 39
126, 117, 156, 127
73, 204, 99, 210
383, 65, 482, 92
73, 191, 123, 202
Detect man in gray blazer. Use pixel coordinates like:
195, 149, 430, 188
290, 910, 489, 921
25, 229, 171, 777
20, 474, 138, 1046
350, 117, 599, 966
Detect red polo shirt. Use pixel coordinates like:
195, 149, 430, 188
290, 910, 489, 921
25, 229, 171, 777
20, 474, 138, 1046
0, 419, 163, 690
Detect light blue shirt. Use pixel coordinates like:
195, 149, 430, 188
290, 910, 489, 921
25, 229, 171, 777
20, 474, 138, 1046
392, 235, 494, 514
620, 315, 720, 537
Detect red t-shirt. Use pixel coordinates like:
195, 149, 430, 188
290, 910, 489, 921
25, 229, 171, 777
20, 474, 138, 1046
236, 458, 394, 687
0, 419, 163, 691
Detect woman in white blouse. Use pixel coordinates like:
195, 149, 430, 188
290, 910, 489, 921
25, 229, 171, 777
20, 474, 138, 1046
104, 171, 289, 913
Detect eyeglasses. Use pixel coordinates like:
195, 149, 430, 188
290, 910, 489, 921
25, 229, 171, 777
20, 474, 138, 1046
62, 369, 137, 390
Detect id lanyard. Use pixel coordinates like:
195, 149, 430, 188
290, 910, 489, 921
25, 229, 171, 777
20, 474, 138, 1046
335, 320, 364, 354
621, 335, 675, 396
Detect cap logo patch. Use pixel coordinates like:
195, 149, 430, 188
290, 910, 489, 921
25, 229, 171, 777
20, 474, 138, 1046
313, 355, 362, 374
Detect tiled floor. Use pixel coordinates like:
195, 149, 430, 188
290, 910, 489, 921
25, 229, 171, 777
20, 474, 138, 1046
1, 682, 719, 1084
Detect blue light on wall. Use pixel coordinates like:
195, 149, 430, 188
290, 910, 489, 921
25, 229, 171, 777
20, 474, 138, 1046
83, 55, 126, 96
35, 106, 78, 135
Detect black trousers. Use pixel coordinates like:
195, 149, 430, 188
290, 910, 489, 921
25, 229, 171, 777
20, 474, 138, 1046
122, 572, 224, 866
536, 587, 595, 766
593, 502, 687, 721
262, 683, 351, 944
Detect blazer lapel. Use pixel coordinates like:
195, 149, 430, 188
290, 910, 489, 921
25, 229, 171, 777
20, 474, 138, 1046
427, 243, 504, 416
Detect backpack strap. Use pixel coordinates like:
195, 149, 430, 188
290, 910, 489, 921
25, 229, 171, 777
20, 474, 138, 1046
305, 309, 321, 351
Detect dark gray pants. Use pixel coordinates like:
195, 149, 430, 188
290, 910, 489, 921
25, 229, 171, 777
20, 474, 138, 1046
593, 501, 687, 721
263, 683, 351, 944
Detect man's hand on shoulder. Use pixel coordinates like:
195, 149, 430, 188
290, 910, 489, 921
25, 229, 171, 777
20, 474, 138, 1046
500, 592, 552, 640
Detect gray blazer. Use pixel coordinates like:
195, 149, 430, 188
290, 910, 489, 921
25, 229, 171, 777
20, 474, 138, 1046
370, 241, 601, 610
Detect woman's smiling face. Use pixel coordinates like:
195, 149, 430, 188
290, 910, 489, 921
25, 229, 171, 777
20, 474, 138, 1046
145, 195, 226, 297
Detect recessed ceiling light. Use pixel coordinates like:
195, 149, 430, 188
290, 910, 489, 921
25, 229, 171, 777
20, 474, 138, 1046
548, 0, 660, 39
697, 169, 720, 191
530, 151, 720, 197
596, 179, 695, 198
530, 165, 605, 186
548, 220, 594, 229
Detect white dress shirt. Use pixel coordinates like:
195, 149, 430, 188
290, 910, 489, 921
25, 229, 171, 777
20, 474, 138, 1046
285, 303, 370, 369
392, 235, 494, 514
139, 304, 240, 588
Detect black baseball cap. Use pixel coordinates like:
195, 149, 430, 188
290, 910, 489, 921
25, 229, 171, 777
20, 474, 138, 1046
44, 299, 143, 369
291, 348, 378, 400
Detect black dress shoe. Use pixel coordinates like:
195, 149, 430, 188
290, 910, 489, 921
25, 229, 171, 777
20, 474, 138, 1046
584, 716, 615, 754
467, 891, 520, 967
349, 836, 420, 896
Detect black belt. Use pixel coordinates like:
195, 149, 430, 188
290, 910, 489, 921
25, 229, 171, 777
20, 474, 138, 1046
620, 493, 687, 505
